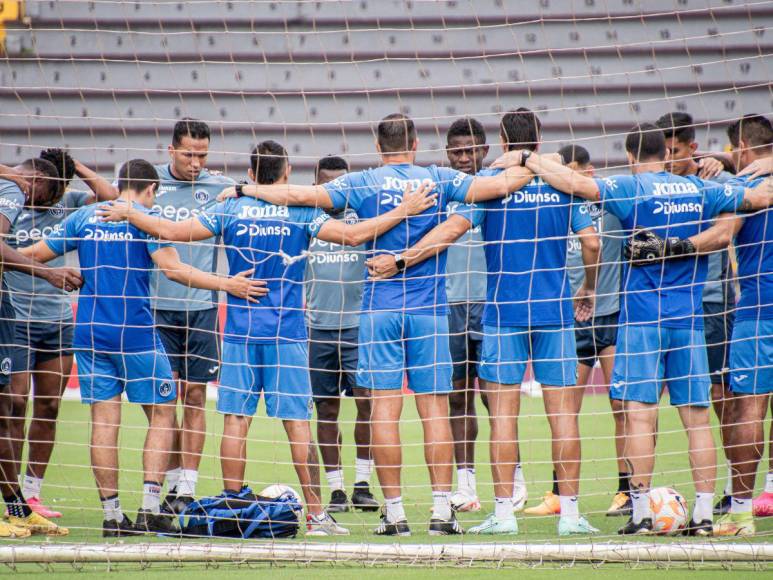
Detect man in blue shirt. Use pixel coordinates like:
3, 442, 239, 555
24, 159, 266, 537
97, 142, 437, 536
223, 113, 533, 536
493, 123, 773, 536
367, 110, 601, 537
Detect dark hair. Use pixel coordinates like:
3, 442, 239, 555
20, 158, 60, 196
625, 123, 667, 161
727, 114, 773, 149
500, 108, 541, 152
557, 144, 591, 166
377, 113, 416, 154
39, 148, 76, 191
117, 159, 160, 193
446, 117, 486, 145
172, 117, 211, 147
316, 155, 349, 175
655, 112, 696, 144
250, 140, 288, 185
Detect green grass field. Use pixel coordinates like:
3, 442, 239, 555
5, 393, 773, 577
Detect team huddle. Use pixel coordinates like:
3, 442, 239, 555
0, 109, 771, 540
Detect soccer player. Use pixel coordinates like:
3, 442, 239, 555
527, 144, 630, 518
6, 148, 118, 519
493, 123, 773, 535
305, 155, 379, 513
0, 159, 81, 538
656, 112, 738, 515
23, 159, 266, 536
153, 119, 235, 512
98, 140, 438, 536
221, 113, 534, 536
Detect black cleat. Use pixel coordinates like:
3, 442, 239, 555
351, 482, 380, 512
713, 495, 731, 516
683, 518, 713, 537
134, 509, 178, 535
618, 517, 654, 535
161, 489, 178, 514
326, 489, 350, 513
428, 512, 464, 536
166, 495, 195, 515
373, 509, 411, 537
102, 515, 138, 538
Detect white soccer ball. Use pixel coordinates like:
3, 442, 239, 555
259, 484, 304, 516
649, 486, 689, 535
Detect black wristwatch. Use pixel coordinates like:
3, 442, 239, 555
235, 184, 245, 197
520, 150, 532, 167
394, 254, 406, 272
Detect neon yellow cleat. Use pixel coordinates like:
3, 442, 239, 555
606, 492, 633, 517
8, 511, 69, 536
0, 520, 31, 538
524, 491, 560, 516
713, 512, 755, 537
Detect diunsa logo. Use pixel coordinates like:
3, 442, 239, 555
652, 200, 702, 215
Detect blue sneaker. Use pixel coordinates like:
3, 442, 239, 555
468, 513, 518, 535
558, 516, 599, 536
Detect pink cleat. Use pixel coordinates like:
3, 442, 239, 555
26, 497, 62, 519
753, 491, 773, 517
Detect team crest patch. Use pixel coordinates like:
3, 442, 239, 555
0, 357, 11, 375
159, 381, 174, 397
194, 189, 210, 204
48, 203, 65, 218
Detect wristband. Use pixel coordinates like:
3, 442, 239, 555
394, 254, 406, 272
235, 184, 245, 197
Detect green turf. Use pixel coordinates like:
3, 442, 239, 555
5, 394, 772, 575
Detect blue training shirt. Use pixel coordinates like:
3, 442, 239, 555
472, 170, 594, 328
198, 197, 329, 343
44, 202, 169, 353
323, 163, 474, 315
729, 173, 772, 322
595, 171, 744, 328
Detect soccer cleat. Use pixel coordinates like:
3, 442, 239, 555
713, 512, 756, 537
450, 489, 481, 513
134, 509, 178, 535
558, 516, 599, 536
606, 492, 633, 517
326, 489, 350, 513
468, 513, 519, 535
513, 481, 528, 512
0, 521, 31, 538
161, 489, 179, 514
428, 512, 464, 536
103, 515, 139, 538
373, 509, 411, 537
618, 517, 654, 535
524, 491, 560, 516
163, 495, 194, 515
351, 482, 380, 512
8, 511, 69, 536
713, 494, 732, 516
26, 497, 62, 519
753, 491, 773, 517
306, 512, 350, 536
682, 518, 713, 537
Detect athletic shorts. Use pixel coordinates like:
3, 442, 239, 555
575, 312, 619, 368
154, 308, 220, 384
0, 291, 15, 387
217, 340, 313, 420
12, 320, 75, 372
703, 302, 734, 387
75, 339, 175, 405
309, 327, 359, 400
357, 311, 452, 394
611, 324, 710, 407
478, 325, 577, 387
729, 318, 773, 395
448, 302, 484, 381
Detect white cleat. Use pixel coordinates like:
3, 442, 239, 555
513, 481, 528, 512
306, 511, 350, 536
450, 490, 481, 513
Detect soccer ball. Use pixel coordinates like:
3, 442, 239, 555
259, 484, 304, 516
650, 487, 689, 535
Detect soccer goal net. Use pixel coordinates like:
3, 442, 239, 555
0, 0, 771, 571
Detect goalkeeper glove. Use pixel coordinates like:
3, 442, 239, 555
624, 227, 696, 266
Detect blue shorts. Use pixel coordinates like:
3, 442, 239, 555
75, 342, 175, 405
357, 311, 452, 394
729, 318, 773, 395
611, 324, 710, 407
448, 302, 484, 381
478, 326, 577, 386
217, 340, 313, 420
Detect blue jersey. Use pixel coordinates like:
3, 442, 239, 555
44, 202, 169, 353
730, 174, 772, 321
323, 163, 474, 315
472, 170, 593, 328
198, 197, 328, 343
595, 171, 744, 328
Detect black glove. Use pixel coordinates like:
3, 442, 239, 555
624, 227, 696, 266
